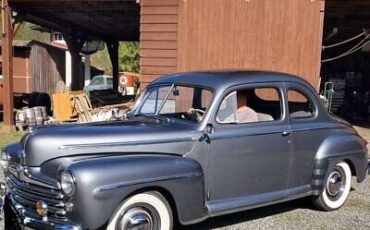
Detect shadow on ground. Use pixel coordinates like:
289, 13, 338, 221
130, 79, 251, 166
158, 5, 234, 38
177, 198, 315, 230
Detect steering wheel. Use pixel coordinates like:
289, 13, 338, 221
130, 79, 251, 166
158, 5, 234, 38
186, 108, 206, 122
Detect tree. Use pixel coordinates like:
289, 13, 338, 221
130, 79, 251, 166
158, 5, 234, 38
92, 47, 112, 75
119, 42, 140, 73
14, 22, 50, 42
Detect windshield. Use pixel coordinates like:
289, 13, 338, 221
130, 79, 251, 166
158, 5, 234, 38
107, 78, 113, 86
134, 85, 213, 123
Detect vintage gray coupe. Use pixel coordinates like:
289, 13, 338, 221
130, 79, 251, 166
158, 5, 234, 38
1, 71, 368, 230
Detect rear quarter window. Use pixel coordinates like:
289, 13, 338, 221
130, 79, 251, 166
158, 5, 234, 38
288, 89, 315, 119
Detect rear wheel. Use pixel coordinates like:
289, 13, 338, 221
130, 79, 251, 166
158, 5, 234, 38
107, 191, 173, 230
312, 161, 352, 211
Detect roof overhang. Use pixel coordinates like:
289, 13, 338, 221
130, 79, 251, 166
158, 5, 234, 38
8, 0, 140, 41
325, 0, 370, 38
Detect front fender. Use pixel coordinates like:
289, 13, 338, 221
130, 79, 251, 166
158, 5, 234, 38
312, 134, 368, 195
66, 154, 206, 229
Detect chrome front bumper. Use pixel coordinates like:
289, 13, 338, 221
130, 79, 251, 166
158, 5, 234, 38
3, 194, 81, 230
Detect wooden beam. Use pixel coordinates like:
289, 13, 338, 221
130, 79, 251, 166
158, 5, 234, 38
1, 0, 15, 129
9, 1, 140, 41
20, 9, 116, 41
107, 41, 119, 90
9, 0, 137, 3
12, 11, 24, 35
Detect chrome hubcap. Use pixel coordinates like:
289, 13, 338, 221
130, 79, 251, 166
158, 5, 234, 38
326, 168, 345, 199
117, 207, 159, 230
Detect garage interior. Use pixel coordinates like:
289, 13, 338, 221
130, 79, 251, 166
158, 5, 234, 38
2, 0, 370, 129
1, 0, 141, 129
323, 0, 370, 123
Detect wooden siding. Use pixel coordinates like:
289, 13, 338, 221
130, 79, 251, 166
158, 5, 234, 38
31, 43, 66, 96
13, 49, 32, 93
140, 0, 179, 88
176, 0, 325, 90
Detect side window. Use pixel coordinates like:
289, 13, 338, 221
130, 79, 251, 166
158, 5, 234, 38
96, 78, 104, 85
217, 87, 282, 124
287, 89, 315, 119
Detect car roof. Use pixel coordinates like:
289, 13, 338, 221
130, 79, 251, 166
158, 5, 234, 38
151, 71, 315, 92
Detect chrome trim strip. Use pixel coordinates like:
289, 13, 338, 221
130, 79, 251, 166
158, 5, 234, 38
290, 126, 340, 132
95, 172, 202, 193
210, 130, 284, 141
8, 166, 58, 189
8, 175, 62, 199
58, 137, 193, 150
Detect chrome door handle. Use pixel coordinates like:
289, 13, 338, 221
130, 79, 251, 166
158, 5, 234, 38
282, 131, 291, 137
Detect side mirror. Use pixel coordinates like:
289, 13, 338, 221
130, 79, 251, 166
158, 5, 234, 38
126, 111, 133, 119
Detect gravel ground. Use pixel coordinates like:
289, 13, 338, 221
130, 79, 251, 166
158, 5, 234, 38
0, 126, 369, 230
180, 179, 370, 230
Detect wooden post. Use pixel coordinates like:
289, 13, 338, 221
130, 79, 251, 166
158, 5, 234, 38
63, 32, 85, 91
1, 0, 15, 131
107, 41, 119, 90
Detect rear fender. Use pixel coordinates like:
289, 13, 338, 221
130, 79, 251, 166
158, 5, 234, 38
311, 134, 368, 195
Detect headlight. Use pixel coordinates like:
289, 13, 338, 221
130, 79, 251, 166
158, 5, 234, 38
0, 151, 9, 170
60, 170, 76, 196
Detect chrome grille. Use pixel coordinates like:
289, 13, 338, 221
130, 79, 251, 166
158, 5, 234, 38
8, 174, 66, 218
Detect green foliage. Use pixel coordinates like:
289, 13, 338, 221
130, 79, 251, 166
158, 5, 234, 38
91, 42, 140, 75
14, 22, 50, 43
92, 47, 112, 75
119, 42, 140, 73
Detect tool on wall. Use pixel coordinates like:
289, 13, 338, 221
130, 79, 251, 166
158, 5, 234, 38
323, 82, 335, 114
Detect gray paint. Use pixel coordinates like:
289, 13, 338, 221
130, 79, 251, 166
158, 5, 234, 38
2, 71, 368, 230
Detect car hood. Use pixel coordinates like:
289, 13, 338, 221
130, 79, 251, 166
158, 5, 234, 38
14, 119, 198, 167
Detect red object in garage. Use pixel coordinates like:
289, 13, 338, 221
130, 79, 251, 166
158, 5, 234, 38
118, 72, 140, 96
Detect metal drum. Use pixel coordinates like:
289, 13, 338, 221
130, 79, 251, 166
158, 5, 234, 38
24, 108, 36, 126
16, 110, 27, 123
33, 107, 44, 125
34, 106, 48, 120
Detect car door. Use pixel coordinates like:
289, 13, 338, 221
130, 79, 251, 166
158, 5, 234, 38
285, 82, 329, 191
207, 83, 292, 212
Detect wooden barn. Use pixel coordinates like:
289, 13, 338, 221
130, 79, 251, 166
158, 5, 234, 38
0, 40, 66, 95
2, 0, 370, 129
0, 40, 103, 104
140, 0, 325, 90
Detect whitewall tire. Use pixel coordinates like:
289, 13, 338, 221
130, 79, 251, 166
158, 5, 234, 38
313, 161, 352, 211
107, 191, 173, 230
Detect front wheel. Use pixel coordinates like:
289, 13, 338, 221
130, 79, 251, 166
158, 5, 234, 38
107, 191, 173, 230
312, 161, 352, 211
